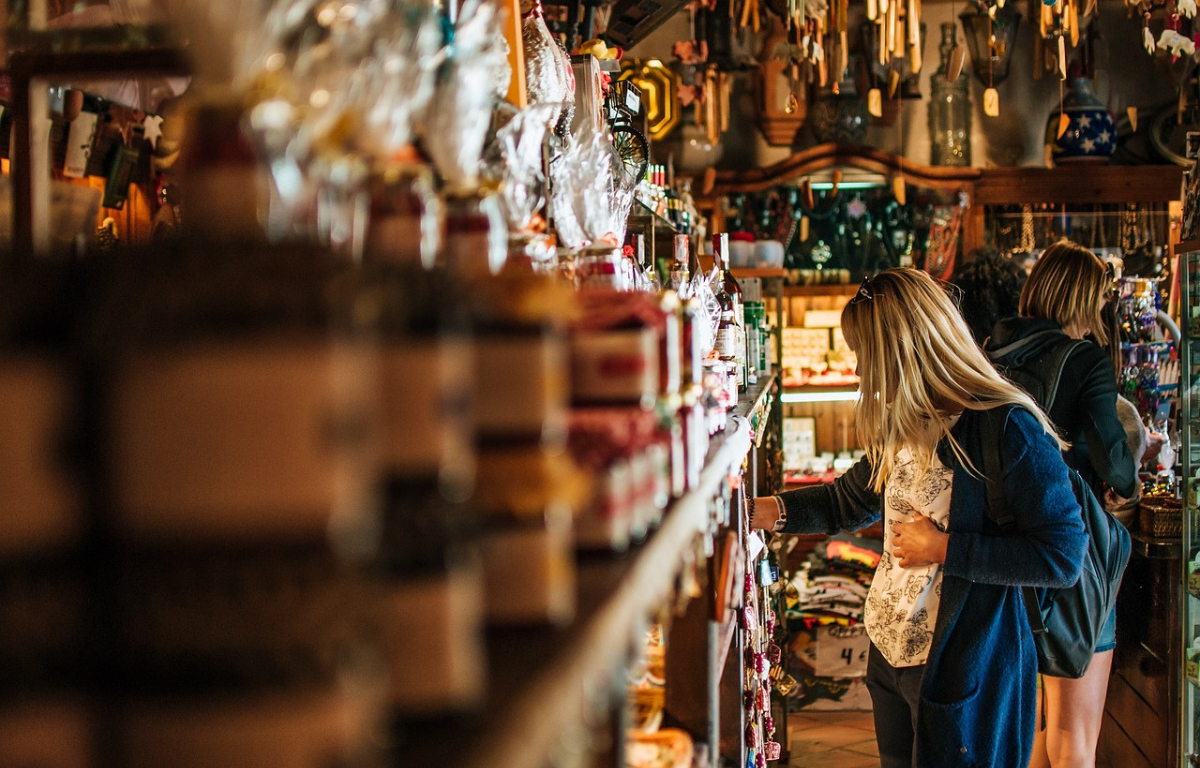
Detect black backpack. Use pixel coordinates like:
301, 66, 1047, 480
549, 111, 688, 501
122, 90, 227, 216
980, 406, 1131, 679
986, 329, 1088, 415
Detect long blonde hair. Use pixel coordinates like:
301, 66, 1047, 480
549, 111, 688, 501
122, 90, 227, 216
1020, 241, 1111, 346
842, 268, 1066, 492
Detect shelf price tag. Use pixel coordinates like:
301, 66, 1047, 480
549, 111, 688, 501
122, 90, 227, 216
814, 624, 869, 678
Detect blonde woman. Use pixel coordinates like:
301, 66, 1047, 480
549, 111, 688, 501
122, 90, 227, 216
751, 268, 1086, 768
986, 242, 1137, 768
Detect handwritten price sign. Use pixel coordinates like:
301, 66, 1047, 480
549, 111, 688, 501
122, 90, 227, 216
814, 624, 869, 678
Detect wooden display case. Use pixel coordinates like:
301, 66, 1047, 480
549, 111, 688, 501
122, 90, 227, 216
695, 142, 1184, 257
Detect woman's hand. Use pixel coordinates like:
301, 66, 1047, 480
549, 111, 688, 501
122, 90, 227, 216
1104, 488, 1140, 513
749, 496, 784, 531
892, 511, 949, 567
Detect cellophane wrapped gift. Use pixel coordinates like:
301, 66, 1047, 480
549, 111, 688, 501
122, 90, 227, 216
425, 0, 507, 190
522, 0, 575, 131
482, 102, 559, 233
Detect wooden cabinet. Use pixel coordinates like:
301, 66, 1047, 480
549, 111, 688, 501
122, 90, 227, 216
696, 143, 1184, 261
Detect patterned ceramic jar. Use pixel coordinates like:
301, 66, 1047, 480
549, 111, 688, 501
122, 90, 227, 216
1046, 77, 1116, 164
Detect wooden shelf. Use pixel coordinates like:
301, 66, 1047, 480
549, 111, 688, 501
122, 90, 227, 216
1174, 239, 1200, 256
629, 197, 681, 235
781, 284, 859, 297
736, 268, 788, 279
973, 165, 1183, 206
397, 385, 767, 768
782, 383, 860, 392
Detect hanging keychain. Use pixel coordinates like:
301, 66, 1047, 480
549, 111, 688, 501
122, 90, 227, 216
983, 4, 1000, 116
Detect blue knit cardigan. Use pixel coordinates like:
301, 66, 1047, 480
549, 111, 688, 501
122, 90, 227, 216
778, 406, 1086, 768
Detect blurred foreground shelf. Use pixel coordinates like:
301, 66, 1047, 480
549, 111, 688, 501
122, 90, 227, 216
395, 379, 774, 768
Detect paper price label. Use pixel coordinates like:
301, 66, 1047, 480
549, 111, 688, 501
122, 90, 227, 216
814, 624, 870, 678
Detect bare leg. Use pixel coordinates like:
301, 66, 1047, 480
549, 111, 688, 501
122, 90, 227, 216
1027, 676, 1051, 768
1040, 651, 1114, 768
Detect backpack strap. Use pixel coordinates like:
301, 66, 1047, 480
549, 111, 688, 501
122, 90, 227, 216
979, 407, 1047, 635
1035, 339, 1089, 414
985, 329, 1064, 362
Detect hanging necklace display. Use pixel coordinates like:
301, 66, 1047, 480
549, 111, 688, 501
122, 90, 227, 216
1019, 203, 1035, 252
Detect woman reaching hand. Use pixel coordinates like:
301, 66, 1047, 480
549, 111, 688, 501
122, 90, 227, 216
751, 268, 1086, 768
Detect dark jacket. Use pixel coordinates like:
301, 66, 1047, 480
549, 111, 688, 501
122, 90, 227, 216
985, 317, 1138, 499
778, 406, 1086, 768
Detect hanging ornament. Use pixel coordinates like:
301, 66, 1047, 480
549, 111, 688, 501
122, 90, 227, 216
948, 45, 966, 81
63, 95, 102, 179
892, 174, 907, 205
1127, 106, 1138, 132
907, 0, 923, 73
1157, 28, 1196, 57
888, 68, 901, 97
142, 114, 165, 150
95, 217, 120, 254
1056, 112, 1070, 139
102, 125, 145, 210
868, 88, 883, 116
984, 86, 1000, 116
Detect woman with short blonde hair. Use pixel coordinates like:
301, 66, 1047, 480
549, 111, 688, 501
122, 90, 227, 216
1019, 242, 1112, 348
753, 268, 1086, 768
987, 241, 1136, 768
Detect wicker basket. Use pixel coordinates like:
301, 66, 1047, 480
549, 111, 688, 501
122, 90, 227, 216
1138, 497, 1183, 538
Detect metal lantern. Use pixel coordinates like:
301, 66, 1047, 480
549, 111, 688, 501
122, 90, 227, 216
959, 2, 1022, 86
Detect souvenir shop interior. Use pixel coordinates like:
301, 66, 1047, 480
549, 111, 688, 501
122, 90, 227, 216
1, 0, 1200, 767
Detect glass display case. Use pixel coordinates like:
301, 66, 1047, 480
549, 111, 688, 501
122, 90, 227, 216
1181, 244, 1200, 767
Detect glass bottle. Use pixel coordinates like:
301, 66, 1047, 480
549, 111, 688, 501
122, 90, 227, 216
670, 234, 691, 290
716, 303, 741, 387
928, 22, 972, 167
713, 233, 743, 318
714, 233, 748, 387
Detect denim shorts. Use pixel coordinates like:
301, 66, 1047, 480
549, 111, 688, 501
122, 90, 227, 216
1094, 605, 1116, 653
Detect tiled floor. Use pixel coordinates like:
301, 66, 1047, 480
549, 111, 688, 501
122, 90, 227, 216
787, 710, 879, 768
786, 710, 1116, 768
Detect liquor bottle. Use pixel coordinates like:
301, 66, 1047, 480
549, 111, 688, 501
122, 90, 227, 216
635, 234, 657, 287
716, 305, 742, 402
741, 277, 767, 386
669, 234, 690, 291
716, 303, 740, 366
713, 233, 744, 322
713, 233, 746, 387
